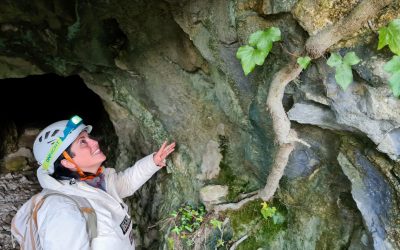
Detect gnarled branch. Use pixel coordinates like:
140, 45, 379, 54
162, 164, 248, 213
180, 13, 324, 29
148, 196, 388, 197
306, 0, 392, 58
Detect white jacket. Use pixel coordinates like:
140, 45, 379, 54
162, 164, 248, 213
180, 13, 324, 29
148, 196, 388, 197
35, 153, 161, 250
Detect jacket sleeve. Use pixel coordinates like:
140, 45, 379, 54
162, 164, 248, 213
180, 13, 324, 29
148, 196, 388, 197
106, 153, 161, 199
37, 196, 90, 250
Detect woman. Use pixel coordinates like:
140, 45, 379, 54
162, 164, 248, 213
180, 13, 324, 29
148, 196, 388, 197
13, 115, 175, 249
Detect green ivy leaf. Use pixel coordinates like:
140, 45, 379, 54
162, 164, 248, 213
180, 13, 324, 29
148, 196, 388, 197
335, 64, 353, 90
210, 219, 223, 231
185, 239, 194, 246
236, 45, 267, 75
217, 239, 225, 247
383, 55, 400, 73
378, 19, 400, 55
388, 72, 400, 97
172, 226, 181, 235
167, 237, 175, 250
343, 52, 360, 65
184, 225, 193, 232
384, 56, 400, 97
327, 53, 342, 67
260, 203, 277, 220
237, 27, 281, 75
327, 52, 360, 90
297, 56, 311, 69
272, 212, 285, 225
249, 27, 281, 51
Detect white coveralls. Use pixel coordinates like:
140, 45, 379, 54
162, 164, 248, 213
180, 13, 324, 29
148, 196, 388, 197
35, 153, 160, 250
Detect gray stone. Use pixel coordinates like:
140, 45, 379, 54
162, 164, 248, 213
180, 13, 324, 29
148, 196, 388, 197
363, 85, 400, 123
284, 146, 320, 179
18, 128, 40, 149
297, 79, 330, 105
4, 156, 27, 172
322, 65, 400, 159
0, 56, 43, 79
377, 128, 400, 160
198, 140, 223, 180
261, 0, 298, 15
338, 152, 397, 250
6, 147, 34, 163
296, 61, 400, 160
0, 171, 40, 250
351, 45, 391, 87
287, 102, 354, 131
199, 185, 228, 209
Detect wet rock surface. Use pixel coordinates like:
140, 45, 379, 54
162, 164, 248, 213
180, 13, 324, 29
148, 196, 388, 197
338, 138, 400, 249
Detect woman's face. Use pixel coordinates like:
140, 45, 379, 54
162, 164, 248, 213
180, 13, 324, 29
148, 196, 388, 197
68, 131, 106, 173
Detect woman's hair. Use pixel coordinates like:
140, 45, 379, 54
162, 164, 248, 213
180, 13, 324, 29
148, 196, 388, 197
51, 145, 80, 180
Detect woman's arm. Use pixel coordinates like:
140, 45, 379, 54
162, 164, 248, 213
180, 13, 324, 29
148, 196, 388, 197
107, 141, 175, 199
106, 154, 161, 199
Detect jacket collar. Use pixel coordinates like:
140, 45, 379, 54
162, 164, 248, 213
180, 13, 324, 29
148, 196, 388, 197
36, 167, 64, 190
36, 167, 122, 206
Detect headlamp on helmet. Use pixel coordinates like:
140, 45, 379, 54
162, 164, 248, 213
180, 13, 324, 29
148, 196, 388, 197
33, 115, 92, 174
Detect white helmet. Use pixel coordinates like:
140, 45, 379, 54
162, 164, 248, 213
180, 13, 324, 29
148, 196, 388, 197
33, 115, 92, 174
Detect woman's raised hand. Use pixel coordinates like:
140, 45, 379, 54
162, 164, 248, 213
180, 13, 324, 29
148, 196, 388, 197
153, 141, 176, 167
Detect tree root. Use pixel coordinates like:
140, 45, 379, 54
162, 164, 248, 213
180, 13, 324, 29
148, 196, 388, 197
213, 0, 392, 212
258, 0, 392, 202
229, 235, 249, 250
259, 143, 295, 200
306, 0, 392, 58
212, 193, 260, 214
259, 62, 302, 201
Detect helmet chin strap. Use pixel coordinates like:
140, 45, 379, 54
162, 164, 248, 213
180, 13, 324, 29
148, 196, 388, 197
62, 151, 103, 181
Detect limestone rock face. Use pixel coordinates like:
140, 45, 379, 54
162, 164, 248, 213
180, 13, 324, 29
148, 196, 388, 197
5, 156, 27, 172
0, 0, 399, 249
289, 60, 400, 160
292, 0, 361, 35
338, 138, 400, 250
200, 185, 228, 210
198, 140, 223, 180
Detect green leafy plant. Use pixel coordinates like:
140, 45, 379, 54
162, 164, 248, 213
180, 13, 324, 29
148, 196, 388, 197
327, 52, 360, 90
260, 202, 285, 225
167, 237, 175, 250
210, 218, 225, 247
260, 201, 276, 219
210, 218, 223, 231
378, 19, 400, 55
272, 212, 285, 225
383, 56, 400, 97
168, 204, 206, 247
379, 19, 400, 97
297, 56, 311, 69
236, 27, 281, 75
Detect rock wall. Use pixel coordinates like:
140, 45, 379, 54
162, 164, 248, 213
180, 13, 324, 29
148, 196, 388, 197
0, 0, 399, 249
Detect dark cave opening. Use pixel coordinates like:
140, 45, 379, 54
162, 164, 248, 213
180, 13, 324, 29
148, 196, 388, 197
0, 73, 118, 168
1, 73, 104, 128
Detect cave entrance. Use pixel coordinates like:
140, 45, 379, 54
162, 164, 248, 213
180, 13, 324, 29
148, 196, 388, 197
0, 73, 118, 172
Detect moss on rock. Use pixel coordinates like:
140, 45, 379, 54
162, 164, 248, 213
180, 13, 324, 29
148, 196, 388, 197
225, 199, 287, 249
